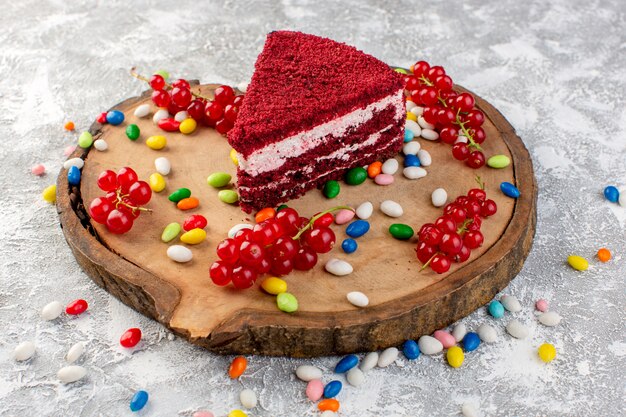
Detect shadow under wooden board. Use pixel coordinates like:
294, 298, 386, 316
57, 82, 536, 357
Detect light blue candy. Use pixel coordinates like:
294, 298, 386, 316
403, 339, 420, 360
404, 129, 414, 142
67, 165, 81, 186
604, 186, 619, 203
500, 182, 520, 198
346, 220, 370, 238
130, 390, 149, 412
106, 110, 125, 126
404, 154, 421, 167
462, 332, 480, 352
335, 354, 358, 373
323, 380, 342, 398
341, 238, 358, 254
488, 300, 505, 318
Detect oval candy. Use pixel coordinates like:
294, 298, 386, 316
261, 277, 287, 295
219, 190, 239, 204
323, 380, 342, 398
106, 110, 124, 125
346, 367, 365, 387
360, 352, 379, 372
447, 346, 464, 368
146, 135, 167, 150
58, 365, 87, 384
94, 139, 108, 151
78, 131, 93, 148
41, 301, 63, 321
168, 188, 191, 203
603, 185, 619, 203
14, 341, 36, 361
418, 335, 443, 355
67, 166, 81, 186
417, 149, 432, 166
134, 103, 150, 118
149, 173, 166, 192
452, 323, 467, 342
335, 354, 359, 373
155, 157, 171, 175
501, 295, 522, 312
325, 259, 353, 276
377, 347, 399, 367
355, 201, 373, 219
180, 228, 206, 245
567, 255, 589, 271
346, 220, 370, 238
402, 339, 420, 360
538, 311, 562, 327
130, 390, 149, 412
296, 365, 322, 381
380, 200, 403, 218
403, 166, 427, 180
433, 330, 456, 348
381, 158, 399, 175
345, 167, 367, 185
207, 172, 232, 188
239, 389, 257, 409
341, 238, 358, 254
506, 319, 530, 339
66, 342, 85, 363
276, 292, 298, 313
306, 379, 324, 401
462, 332, 481, 351
167, 245, 192, 263
126, 124, 140, 140
389, 223, 414, 240
431, 188, 447, 207
323, 180, 340, 198
161, 222, 181, 242
500, 182, 520, 198
487, 154, 510, 168
477, 324, 497, 343
488, 300, 505, 318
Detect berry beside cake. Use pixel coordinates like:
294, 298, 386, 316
228, 31, 406, 213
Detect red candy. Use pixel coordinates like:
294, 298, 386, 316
183, 214, 207, 231
66, 299, 88, 315
157, 118, 181, 132
120, 328, 142, 348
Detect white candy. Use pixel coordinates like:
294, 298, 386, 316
41, 301, 63, 321
506, 319, 529, 339
63, 157, 84, 170
421, 129, 439, 141
228, 223, 253, 239
347, 291, 369, 308
377, 347, 399, 367
403, 166, 427, 180
501, 295, 522, 312
153, 109, 169, 124
14, 341, 36, 361
620, 190, 626, 207
462, 403, 481, 417
452, 323, 467, 342
346, 367, 365, 387
93, 139, 108, 151
380, 200, 403, 218
167, 245, 193, 263
404, 120, 422, 137
237, 81, 249, 93
174, 111, 188, 122
402, 141, 421, 155
417, 116, 435, 130
154, 157, 171, 176
324, 258, 353, 276
320, 412, 336, 417
431, 188, 447, 207
410, 106, 424, 116
538, 311, 562, 327
406, 101, 416, 112
455, 135, 468, 144
477, 324, 497, 343
57, 365, 87, 384
66, 342, 85, 363
356, 201, 373, 220
417, 149, 432, 166
381, 158, 399, 175
239, 388, 257, 409
295, 365, 322, 381
134, 103, 151, 118
360, 352, 379, 372
418, 335, 443, 355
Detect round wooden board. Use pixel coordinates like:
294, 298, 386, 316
57, 83, 536, 357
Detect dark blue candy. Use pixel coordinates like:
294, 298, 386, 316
341, 238, 358, 254
334, 354, 359, 373
346, 220, 370, 238
106, 110, 125, 126
404, 154, 421, 167
67, 165, 81, 186
323, 380, 342, 398
402, 339, 420, 360
462, 332, 481, 352
130, 390, 149, 412
500, 182, 520, 198
604, 186, 619, 203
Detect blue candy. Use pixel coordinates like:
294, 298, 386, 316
462, 332, 481, 352
323, 380, 342, 398
341, 238, 358, 254
488, 300, 505, 318
604, 186, 619, 203
404, 129, 414, 142
335, 354, 358, 373
402, 339, 420, 360
130, 390, 149, 412
67, 165, 81, 186
404, 154, 421, 167
106, 110, 125, 126
500, 182, 520, 198
346, 220, 370, 238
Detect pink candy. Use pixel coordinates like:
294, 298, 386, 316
433, 330, 456, 348
374, 173, 394, 185
306, 379, 324, 401
192, 412, 214, 417
64, 145, 76, 156
335, 209, 355, 225
31, 164, 46, 176
536, 299, 548, 312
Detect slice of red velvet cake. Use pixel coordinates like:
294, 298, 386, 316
228, 31, 406, 213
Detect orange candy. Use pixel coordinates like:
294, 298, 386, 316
228, 356, 247, 379
597, 248, 611, 262
177, 197, 199, 210
367, 161, 382, 178
64, 121, 75, 131
255, 207, 276, 224
318, 399, 340, 412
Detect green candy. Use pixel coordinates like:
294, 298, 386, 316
161, 222, 181, 243
345, 167, 367, 185
206, 172, 232, 188
218, 190, 239, 204
276, 292, 298, 313
323, 180, 340, 198
78, 131, 93, 148
389, 223, 415, 240
153, 69, 170, 80
168, 188, 191, 202
126, 124, 140, 141
394, 68, 409, 74
276, 204, 289, 212
487, 155, 511, 169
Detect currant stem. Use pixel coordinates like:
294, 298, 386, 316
456, 218, 473, 235
115, 189, 153, 214
475, 175, 485, 190
291, 205, 355, 240
130, 67, 212, 101
420, 252, 440, 271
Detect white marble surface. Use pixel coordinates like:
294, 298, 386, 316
1, 1, 625, 416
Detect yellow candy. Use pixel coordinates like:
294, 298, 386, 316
406, 112, 417, 122
42, 184, 57, 203
228, 411, 247, 417
261, 277, 287, 295
230, 148, 239, 165
567, 255, 589, 271
146, 135, 167, 150
446, 346, 464, 368
149, 173, 166, 192
180, 228, 206, 245
538, 343, 556, 363
179, 118, 197, 135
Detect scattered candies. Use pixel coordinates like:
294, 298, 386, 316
219, 190, 239, 204
134, 103, 150, 118
167, 245, 193, 262
603, 185, 619, 203
192, 412, 214, 417
255, 207, 276, 223
506, 319, 529, 339
63, 157, 84, 170
323, 380, 342, 398
345, 167, 367, 185
169, 187, 191, 203
535, 299, 549, 312
57, 365, 87, 384
346, 291, 369, 308
462, 403, 480, 417
64, 121, 75, 131
276, 292, 298, 313
106, 110, 125, 125
41, 300, 63, 320
161, 223, 181, 243
261, 277, 287, 295
42, 184, 57, 203
402, 339, 420, 360
389, 223, 414, 240
487, 154, 510, 168
452, 323, 467, 342
374, 173, 394, 185
355, 201, 373, 219
155, 157, 171, 175
380, 200, 403, 217
126, 124, 140, 140
538, 343, 557, 363
447, 346, 464, 368
360, 352, 379, 372
418, 335, 443, 355
96, 112, 107, 124
228, 410, 247, 417
462, 332, 480, 352
158, 117, 180, 132
501, 295, 522, 312
183, 215, 207, 231
324, 258, 353, 276
65, 342, 85, 363
14, 341, 36, 361
31, 164, 45, 176
93, 139, 108, 151
179, 118, 197, 134
296, 365, 322, 382
146, 135, 167, 150
477, 323, 497, 343
341, 238, 358, 253
403, 141, 420, 155
78, 131, 93, 148
229, 356, 247, 379
417, 149, 432, 166
500, 182, 520, 198
367, 161, 382, 178
149, 173, 166, 192
377, 347, 399, 367
63, 145, 76, 156
335, 209, 355, 225
346, 367, 365, 387
120, 328, 142, 348
488, 300, 505, 318
207, 172, 232, 188
67, 166, 81, 185
346, 220, 370, 238
538, 311, 562, 327
323, 180, 340, 198
597, 248, 611, 262
65, 299, 88, 315
177, 196, 200, 210
431, 188, 447, 207
153, 109, 169, 124
404, 154, 420, 168
239, 389, 257, 409
335, 354, 359, 373
433, 330, 456, 348
318, 399, 340, 412
229, 149, 239, 165
567, 255, 589, 271
130, 390, 149, 412
403, 166, 427, 179
381, 158, 399, 175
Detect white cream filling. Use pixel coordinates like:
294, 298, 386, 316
238, 88, 404, 176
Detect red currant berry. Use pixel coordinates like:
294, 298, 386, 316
440, 126, 459, 144
435, 75, 453, 91
149, 74, 165, 90
217, 238, 240, 264
412, 61, 430, 77
422, 106, 439, 124
231, 265, 257, 289
171, 87, 192, 108
304, 227, 336, 253
313, 213, 333, 228
270, 237, 299, 262
440, 233, 463, 255
418, 87, 438, 106
214, 85, 235, 106
463, 198, 482, 216
183, 214, 207, 231
106, 209, 134, 234
171, 79, 190, 89
427, 65, 446, 80
234, 228, 254, 243
294, 246, 318, 270
434, 215, 457, 233
151, 89, 170, 108
470, 127, 486, 144
97, 170, 118, 192
270, 258, 294, 276
449, 206, 468, 223
215, 118, 233, 135
128, 180, 152, 205
210, 260, 232, 286
468, 215, 482, 231
239, 241, 265, 267
89, 197, 114, 224
455, 245, 471, 263
116, 167, 138, 193
465, 110, 485, 128
418, 223, 442, 246
455, 196, 470, 205
405, 75, 420, 91
480, 199, 498, 217
118, 198, 141, 219
416, 241, 437, 264
430, 254, 452, 274
232, 95, 244, 106
167, 100, 185, 117
65, 299, 88, 315
463, 230, 484, 249
223, 104, 239, 123
276, 208, 300, 235
187, 99, 206, 121
255, 256, 272, 274
437, 108, 456, 125
204, 101, 223, 121
468, 188, 487, 201
120, 328, 142, 348
466, 151, 486, 169
455, 93, 475, 112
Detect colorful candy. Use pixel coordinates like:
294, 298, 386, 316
146, 135, 167, 150
67, 166, 81, 185
345, 167, 367, 185
374, 173, 394, 185
334, 209, 355, 225
180, 228, 206, 244
227, 410, 247, 417
120, 328, 142, 348
183, 215, 207, 231
41, 301, 63, 320
218, 190, 239, 204
31, 164, 46, 176
323, 180, 340, 198
229, 149, 239, 165
346, 291, 368, 307
418, 335, 443, 355
377, 347, 399, 367
402, 339, 420, 360
500, 182, 520, 198
431, 188, 447, 207
389, 223, 414, 240
367, 161, 382, 178
603, 185, 619, 202
168, 188, 191, 202
255, 207, 276, 223
535, 299, 549, 312
126, 124, 140, 140
179, 118, 197, 134
64, 121, 75, 131
488, 300, 505, 318
380, 200, 403, 217
487, 155, 510, 168
324, 258, 353, 276
403, 154, 420, 168
42, 184, 57, 203
148, 173, 166, 192
462, 332, 480, 351
66, 299, 88, 315
335, 354, 359, 373
229, 356, 247, 379
567, 255, 589, 271
323, 380, 342, 398
341, 238, 358, 253
207, 172, 232, 188
433, 330, 456, 348
261, 277, 287, 295
153, 109, 169, 124
446, 346, 464, 368
161, 223, 181, 242
538, 343, 557, 363
106, 110, 124, 125
346, 220, 370, 238
57, 365, 87, 384
167, 245, 193, 262
65, 342, 85, 363
78, 131, 93, 148
276, 292, 298, 313
177, 197, 200, 210
597, 248, 611, 262
296, 365, 322, 381
14, 341, 36, 361
130, 390, 149, 412
318, 399, 340, 412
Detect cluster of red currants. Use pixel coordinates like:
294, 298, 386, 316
210, 207, 338, 289
147, 73, 243, 135
88, 167, 152, 234
416, 181, 497, 274
405, 61, 487, 168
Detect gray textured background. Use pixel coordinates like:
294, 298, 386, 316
1, 0, 625, 416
